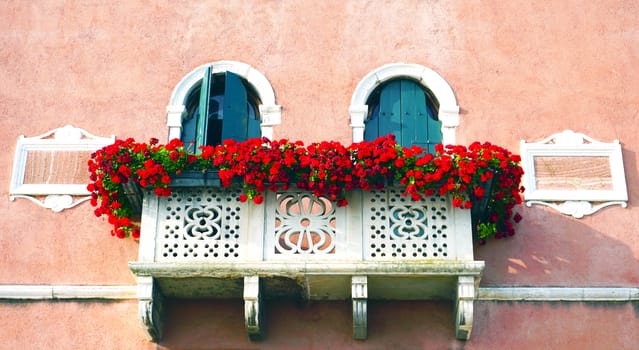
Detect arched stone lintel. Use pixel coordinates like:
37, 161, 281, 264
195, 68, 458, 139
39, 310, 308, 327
166, 61, 281, 141
349, 63, 460, 144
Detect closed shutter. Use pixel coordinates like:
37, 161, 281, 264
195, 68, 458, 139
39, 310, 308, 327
366, 80, 441, 153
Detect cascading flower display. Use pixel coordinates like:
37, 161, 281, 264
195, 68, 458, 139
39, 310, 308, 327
88, 135, 524, 244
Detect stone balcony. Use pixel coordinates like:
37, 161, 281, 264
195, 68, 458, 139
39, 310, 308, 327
128, 179, 485, 341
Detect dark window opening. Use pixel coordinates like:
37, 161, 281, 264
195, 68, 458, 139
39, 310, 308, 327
182, 69, 261, 152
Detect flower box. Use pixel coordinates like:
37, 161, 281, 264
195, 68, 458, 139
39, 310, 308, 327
87, 135, 523, 341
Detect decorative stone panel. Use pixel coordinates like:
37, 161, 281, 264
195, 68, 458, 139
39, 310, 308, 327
155, 187, 246, 262
363, 189, 451, 259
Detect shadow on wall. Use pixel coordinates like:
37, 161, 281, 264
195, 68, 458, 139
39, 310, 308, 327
158, 298, 470, 350
477, 148, 638, 287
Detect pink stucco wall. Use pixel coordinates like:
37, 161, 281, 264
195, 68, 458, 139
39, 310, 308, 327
0, 300, 636, 349
1, 0, 638, 348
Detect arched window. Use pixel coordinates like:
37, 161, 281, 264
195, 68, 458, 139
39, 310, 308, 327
364, 78, 442, 153
350, 63, 460, 151
165, 61, 281, 150
181, 69, 262, 149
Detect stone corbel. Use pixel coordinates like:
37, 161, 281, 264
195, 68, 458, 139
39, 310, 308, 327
454, 275, 476, 340
352, 275, 368, 340
244, 276, 263, 340
137, 277, 164, 341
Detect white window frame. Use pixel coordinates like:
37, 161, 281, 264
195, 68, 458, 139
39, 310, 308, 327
349, 63, 460, 144
166, 60, 281, 142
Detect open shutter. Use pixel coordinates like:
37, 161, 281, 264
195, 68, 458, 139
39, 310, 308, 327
247, 103, 261, 139
222, 71, 249, 141
195, 66, 212, 153
363, 104, 380, 142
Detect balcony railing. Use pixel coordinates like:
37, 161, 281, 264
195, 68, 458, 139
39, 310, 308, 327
129, 181, 485, 341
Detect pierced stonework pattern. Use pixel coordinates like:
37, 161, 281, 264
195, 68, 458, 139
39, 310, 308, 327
156, 187, 243, 261
273, 192, 337, 255
364, 188, 450, 259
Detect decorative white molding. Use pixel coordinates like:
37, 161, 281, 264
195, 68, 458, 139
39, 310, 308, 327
351, 276, 368, 340
9, 194, 91, 213
520, 130, 628, 217
526, 200, 627, 219
9, 125, 115, 212
349, 63, 460, 144
477, 287, 639, 302
166, 60, 281, 142
2, 284, 637, 303
0, 284, 137, 300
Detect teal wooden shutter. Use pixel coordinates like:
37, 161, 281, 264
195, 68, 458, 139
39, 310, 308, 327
195, 66, 212, 153
247, 109, 261, 140
401, 80, 442, 153
222, 71, 249, 141
193, 69, 260, 148
424, 103, 442, 154
363, 104, 379, 141
400, 80, 420, 147
378, 80, 402, 142
366, 80, 442, 153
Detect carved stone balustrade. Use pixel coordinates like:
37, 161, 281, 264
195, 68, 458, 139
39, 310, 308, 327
129, 179, 484, 341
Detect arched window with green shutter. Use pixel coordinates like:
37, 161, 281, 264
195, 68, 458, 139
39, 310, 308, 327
182, 67, 261, 152
364, 79, 441, 153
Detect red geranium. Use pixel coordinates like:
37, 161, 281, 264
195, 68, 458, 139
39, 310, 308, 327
88, 135, 524, 243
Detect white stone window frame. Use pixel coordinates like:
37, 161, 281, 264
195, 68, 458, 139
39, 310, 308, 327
166, 60, 281, 142
520, 130, 628, 218
349, 63, 460, 144
9, 125, 115, 212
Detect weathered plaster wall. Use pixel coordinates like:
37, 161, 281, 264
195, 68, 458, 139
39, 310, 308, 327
157, 300, 639, 349
0, 300, 636, 349
3, 0, 637, 286
0, 301, 152, 350
0, 0, 638, 348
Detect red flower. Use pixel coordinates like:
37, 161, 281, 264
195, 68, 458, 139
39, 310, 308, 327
116, 229, 126, 239
253, 195, 264, 205
88, 135, 524, 243
513, 212, 523, 223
